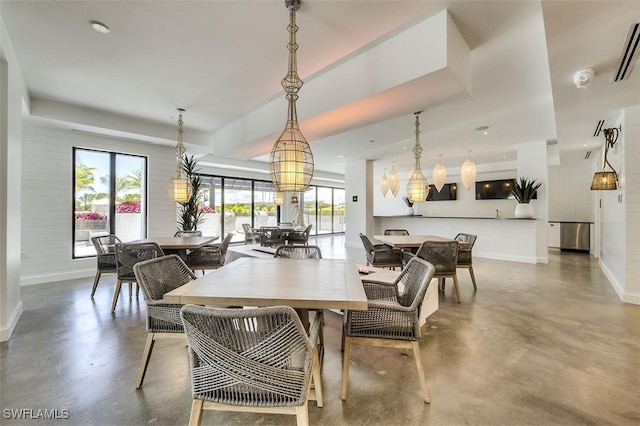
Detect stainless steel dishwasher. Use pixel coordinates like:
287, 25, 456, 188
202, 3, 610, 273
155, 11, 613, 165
560, 222, 590, 252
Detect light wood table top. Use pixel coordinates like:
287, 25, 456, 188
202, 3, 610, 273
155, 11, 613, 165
132, 236, 218, 250
373, 234, 453, 249
164, 257, 368, 311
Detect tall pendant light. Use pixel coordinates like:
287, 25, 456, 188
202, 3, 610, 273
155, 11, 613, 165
380, 168, 389, 196
406, 112, 428, 203
461, 151, 477, 191
269, 0, 314, 193
168, 108, 192, 203
388, 161, 400, 197
432, 158, 447, 192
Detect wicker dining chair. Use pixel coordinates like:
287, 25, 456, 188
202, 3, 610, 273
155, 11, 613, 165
384, 229, 410, 235
341, 256, 435, 403
90, 234, 122, 298
259, 226, 285, 247
454, 233, 478, 290
132, 254, 196, 388
274, 245, 323, 259
359, 233, 403, 269
416, 240, 461, 303
112, 242, 165, 312
180, 304, 323, 426
241, 223, 260, 245
187, 233, 233, 274
287, 224, 313, 245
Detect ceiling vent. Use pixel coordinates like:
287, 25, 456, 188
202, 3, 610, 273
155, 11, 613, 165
584, 150, 592, 160
611, 22, 640, 83
593, 119, 605, 137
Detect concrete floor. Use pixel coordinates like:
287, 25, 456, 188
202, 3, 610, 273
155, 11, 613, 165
2, 236, 639, 425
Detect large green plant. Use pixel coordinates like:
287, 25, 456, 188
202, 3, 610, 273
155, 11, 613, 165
177, 155, 205, 231
509, 177, 542, 204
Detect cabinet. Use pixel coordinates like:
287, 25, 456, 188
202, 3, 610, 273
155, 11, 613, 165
548, 222, 560, 248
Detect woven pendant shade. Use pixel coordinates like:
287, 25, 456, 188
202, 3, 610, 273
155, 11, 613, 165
432, 162, 447, 192
380, 169, 389, 196
406, 112, 428, 203
168, 108, 192, 203
269, 0, 314, 193
590, 127, 620, 190
389, 163, 399, 197
461, 158, 477, 190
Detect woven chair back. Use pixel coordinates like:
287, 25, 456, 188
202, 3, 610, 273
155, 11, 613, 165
359, 233, 375, 253
134, 254, 196, 303
180, 304, 313, 406
454, 233, 477, 248
274, 245, 322, 259
384, 229, 410, 235
395, 256, 435, 308
114, 242, 164, 281
415, 240, 459, 276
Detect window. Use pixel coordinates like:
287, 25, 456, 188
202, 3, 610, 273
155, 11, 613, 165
73, 148, 147, 258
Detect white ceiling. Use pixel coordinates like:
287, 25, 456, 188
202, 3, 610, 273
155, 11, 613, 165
1, 0, 639, 177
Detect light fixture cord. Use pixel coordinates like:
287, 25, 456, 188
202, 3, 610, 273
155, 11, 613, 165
413, 112, 423, 172
175, 109, 186, 175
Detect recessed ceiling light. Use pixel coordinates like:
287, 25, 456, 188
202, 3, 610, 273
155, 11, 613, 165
337, 155, 344, 158
90, 20, 110, 34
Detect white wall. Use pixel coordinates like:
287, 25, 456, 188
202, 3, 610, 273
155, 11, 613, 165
0, 14, 25, 341
20, 124, 177, 285
548, 162, 594, 222
622, 106, 640, 304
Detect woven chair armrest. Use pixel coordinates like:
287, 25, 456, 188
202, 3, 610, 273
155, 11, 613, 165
362, 280, 398, 301
307, 312, 322, 351
146, 300, 183, 309
367, 300, 414, 313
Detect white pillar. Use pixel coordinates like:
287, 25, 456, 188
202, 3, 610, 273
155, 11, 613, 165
344, 159, 373, 248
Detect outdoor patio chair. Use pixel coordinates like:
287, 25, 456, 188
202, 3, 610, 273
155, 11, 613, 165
416, 240, 461, 302
187, 233, 233, 273
180, 304, 323, 426
90, 234, 122, 298
132, 254, 196, 388
454, 233, 478, 290
359, 233, 403, 269
112, 242, 164, 312
341, 256, 435, 403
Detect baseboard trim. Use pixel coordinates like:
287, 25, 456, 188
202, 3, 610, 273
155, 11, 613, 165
0, 300, 23, 342
21, 269, 94, 286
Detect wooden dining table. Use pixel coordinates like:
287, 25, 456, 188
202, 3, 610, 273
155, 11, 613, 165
132, 236, 219, 260
373, 234, 453, 249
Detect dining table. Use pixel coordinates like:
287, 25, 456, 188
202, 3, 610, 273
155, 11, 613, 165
131, 236, 219, 261
373, 234, 454, 250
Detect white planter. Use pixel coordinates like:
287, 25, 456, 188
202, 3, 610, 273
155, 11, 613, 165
514, 202, 534, 218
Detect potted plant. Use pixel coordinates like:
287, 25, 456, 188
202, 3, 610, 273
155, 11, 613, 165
510, 177, 542, 218
177, 155, 205, 232
402, 196, 415, 216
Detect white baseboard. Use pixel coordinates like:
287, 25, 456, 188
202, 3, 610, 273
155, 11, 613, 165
0, 300, 23, 342
21, 269, 94, 286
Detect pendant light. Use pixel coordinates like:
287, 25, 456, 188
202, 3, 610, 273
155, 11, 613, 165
380, 168, 389, 196
432, 157, 447, 192
406, 112, 428, 203
389, 161, 400, 197
269, 0, 314, 193
168, 108, 192, 203
274, 191, 284, 206
590, 127, 620, 190
461, 151, 477, 191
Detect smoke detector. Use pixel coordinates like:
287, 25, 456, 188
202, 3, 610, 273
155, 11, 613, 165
573, 68, 595, 88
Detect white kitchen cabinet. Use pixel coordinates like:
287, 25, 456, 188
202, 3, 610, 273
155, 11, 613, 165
548, 222, 561, 248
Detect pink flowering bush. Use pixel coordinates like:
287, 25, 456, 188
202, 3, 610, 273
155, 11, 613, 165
115, 201, 141, 213
199, 206, 215, 214
75, 211, 107, 221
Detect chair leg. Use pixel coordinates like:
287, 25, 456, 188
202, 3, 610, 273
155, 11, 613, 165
411, 341, 431, 404
90, 271, 102, 298
295, 404, 309, 426
128, 282, 133, 298
469, 265, 477, 290
111, 280, 123, 312
341, 336, 352, 400
311, 350, 324, 407
188, 399, 204, 426
135, 333, 156, 389
452, 275, 462, 303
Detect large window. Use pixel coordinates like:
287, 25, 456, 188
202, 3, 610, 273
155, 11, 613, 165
73, 148, 147, 258
197, 174, 344, 241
